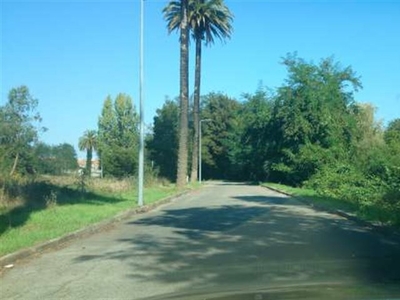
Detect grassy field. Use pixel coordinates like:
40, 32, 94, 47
0, 176, 195, 257
262, 182, 399, 227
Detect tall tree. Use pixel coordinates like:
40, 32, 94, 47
351, 103, 384, 165
163, 0, 233, 182
163, 0, 190, 187
189, 0, 233, 182
0, 86, 44, 176
98, 96, 117, 146
97, 95, 116, 176
384, 118, 400, 147
33, 142, 78, 175
78, 130, 97, 176
147, 99, 179, 181
267, 54, 362, 185
233, 88, 273, 181
382, 118, 400, 203
201, 92, 240, 179
97, 94, 139, 177
54, 143, 78, 174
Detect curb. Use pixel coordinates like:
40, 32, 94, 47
0, 189, 193, 270
262, 184, 400, 239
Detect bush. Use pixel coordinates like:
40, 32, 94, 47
0, 175, 82, 210
0, 176, 55, 208
305, 162, 400, 225
305, 164, 382, 205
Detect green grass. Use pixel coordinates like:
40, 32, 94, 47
262, 182, 400, 227
262, 183, 317, 198
262, 182, 363, 216
0, 183, 192, 257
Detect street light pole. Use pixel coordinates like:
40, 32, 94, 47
137, 0, 144, 206
199, 119, 211, 184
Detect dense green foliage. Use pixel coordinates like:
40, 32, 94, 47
33, 142, 78, 175
97, 94, 139, 178
0, 87, 76, 178
200, 92, 240, 179
0, 86, 45, 176
231, 88, 273, 181
266, 55, 362, 185
148, 54, 399, 224
147, 99, 179, 181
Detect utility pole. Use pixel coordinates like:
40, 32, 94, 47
138, 0, 144, 206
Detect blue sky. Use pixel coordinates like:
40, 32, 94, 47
2, 0, 400, 157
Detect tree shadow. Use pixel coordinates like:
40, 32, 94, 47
72, 193, 400, 297
127, 205, 268, 232
210, 181, 259, 186
0, 180, 124, 236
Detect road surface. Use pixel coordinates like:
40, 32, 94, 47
1, 182, 400, 299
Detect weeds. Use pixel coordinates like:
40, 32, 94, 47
45, 190, 58, 208
88, 177, 134, 194
263, 182, 400, 227
0, 174, 181, 257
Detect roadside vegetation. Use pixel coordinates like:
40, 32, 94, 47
149, 55, 399, 229
1, 0, 399, 257
0, 175, 184, 257
0, 87, 186, 257
262, 183, 399, 227
156, 0, 399, 226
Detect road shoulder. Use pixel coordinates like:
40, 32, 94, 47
261, 184, 400, 239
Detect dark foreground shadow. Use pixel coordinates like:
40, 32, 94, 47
74, 194, 400, 296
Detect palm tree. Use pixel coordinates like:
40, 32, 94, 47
163, 0, 233, 183
78, 130, 97, 176
163, 0, 190, 188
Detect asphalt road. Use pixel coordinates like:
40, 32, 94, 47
1, 182, 400, 299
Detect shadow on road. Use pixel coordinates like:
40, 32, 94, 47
74, 194, 400, 295
128, 205, 268, 232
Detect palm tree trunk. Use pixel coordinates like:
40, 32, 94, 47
190, 38, 202, 182
176, 0, 189, 188
86, 149, 92, 176
10, 152, 19, 176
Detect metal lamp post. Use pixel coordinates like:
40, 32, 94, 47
199, 119, 212, 184
137, 0, 145, 206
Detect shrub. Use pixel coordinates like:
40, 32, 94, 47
305, 163, 382, 205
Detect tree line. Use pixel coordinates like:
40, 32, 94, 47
0, 86, 77, 177
149, 53, 400, 211
0, 88, 140, 180
78, 0, 234, 182
2, 57, 399, 215
157, 0, 399, 216
90, 93, 139, 178
2, 0, 398, 215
